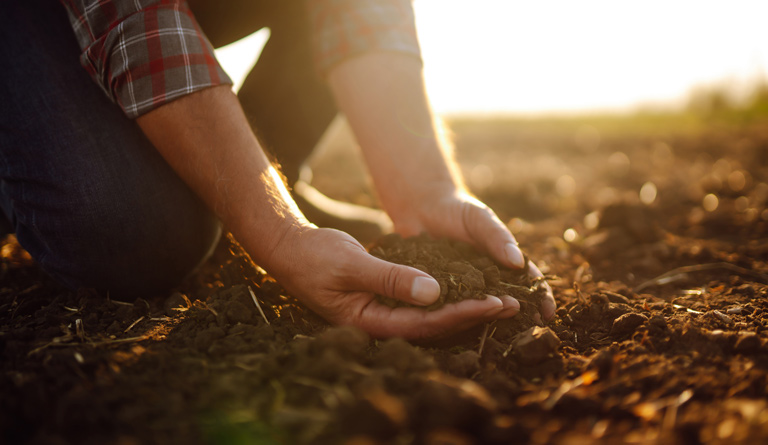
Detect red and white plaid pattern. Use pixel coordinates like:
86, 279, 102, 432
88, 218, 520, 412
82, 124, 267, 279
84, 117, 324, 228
60, 0, 421, 118
61, 0, 231, 118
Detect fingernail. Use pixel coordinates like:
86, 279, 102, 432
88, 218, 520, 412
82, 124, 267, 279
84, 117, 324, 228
483, 296, 504, 316
411, 276, 440, 305
504, 242, 525, 268
503, 296, 521, 312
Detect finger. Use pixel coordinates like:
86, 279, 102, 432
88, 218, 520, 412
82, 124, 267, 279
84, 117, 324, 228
343, 249, 441, 306
357, 295, 505, 339
462, 201, 526, 270
496, 295, 521, 318
529, 261, 556, 321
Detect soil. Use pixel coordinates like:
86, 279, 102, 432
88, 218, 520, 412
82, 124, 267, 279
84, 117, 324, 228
369, 233, 544, 312
3, 116, 768, 444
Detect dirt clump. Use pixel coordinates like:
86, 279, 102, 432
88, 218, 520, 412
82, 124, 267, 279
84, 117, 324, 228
369, 233, 544, 312
4, 119, 768, 444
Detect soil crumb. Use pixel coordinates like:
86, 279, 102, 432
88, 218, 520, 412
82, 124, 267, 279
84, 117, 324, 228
369, 233, 545, 311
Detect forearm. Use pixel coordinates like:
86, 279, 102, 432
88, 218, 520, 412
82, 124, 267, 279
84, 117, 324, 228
327, 53, 465, 225
136, 85, 310, 267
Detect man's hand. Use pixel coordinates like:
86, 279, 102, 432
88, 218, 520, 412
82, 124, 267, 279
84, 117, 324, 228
389, 187, 556, 322
137, 85, 524, 339
265, 226, 522, 339
328, 53, 556, 322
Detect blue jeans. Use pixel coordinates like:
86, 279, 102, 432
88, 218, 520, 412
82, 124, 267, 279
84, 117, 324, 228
0, 0, 338, 296
0, 0, 222, 296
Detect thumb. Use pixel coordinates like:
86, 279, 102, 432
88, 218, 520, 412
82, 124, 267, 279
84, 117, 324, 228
350, 253, 441, 306
463, 203, 526, 269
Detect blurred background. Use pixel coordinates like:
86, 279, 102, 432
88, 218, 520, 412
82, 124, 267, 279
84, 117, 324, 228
215, 0, 768, 116
214, 0, 768, 251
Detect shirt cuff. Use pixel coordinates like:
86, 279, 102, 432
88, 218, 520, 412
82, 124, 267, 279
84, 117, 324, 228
78, 3, 231, 118
307, 0, 423, 76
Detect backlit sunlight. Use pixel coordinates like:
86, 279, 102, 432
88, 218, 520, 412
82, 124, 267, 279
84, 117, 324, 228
215, 0, 768, 116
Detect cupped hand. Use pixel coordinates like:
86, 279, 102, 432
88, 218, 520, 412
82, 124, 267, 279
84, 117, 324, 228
265, 226, 521, 339
388, 188, 556, 322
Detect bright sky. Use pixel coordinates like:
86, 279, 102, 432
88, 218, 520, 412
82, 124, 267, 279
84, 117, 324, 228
215, 0, 768, 116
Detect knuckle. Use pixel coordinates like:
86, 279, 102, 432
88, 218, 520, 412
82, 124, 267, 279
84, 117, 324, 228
379, 265, 401, 299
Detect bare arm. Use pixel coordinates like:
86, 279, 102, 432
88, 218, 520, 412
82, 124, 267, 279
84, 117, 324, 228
136, 85, 514, 337
328, 53, 556, 321
137, 85, 306, 267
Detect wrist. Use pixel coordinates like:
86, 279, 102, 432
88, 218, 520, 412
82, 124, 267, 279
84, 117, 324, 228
239, 215, 315, 276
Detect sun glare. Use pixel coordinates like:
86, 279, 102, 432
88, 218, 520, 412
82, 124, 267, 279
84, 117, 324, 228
214, 0, 768, 116
414, 0, 768, 115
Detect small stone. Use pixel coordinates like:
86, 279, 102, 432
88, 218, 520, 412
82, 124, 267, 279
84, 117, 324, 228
709, 310, 734, 325
604, 303, 634, 322
610, 313, 648, 336
513, 326, 561, 365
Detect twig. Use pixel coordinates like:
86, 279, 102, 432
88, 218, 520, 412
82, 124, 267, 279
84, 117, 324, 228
27, 334, 151, 356
75, 319, 85, 342
498, 281, 538, 294
91, 335, 150, 346
110, 299, 134, 307
124, 316, 145, 333
663, 390, 694, 431
544, 370, 598, 410
633, 262, 768, 293
193, 300, 218, 317
248, 286, 270, 325
478, 323, 490, 356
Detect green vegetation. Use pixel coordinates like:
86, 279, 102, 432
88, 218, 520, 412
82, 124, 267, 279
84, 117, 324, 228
446, 78, 768, 138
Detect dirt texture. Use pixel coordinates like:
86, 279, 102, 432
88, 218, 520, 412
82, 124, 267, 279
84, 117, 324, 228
369, 233, 544, 312
2, 117, 768, 444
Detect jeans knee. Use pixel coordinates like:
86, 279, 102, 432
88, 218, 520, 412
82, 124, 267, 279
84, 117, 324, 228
17, 186, 221, 298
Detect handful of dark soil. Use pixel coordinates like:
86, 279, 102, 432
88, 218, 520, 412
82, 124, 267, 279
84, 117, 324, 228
369, 233, 544, 311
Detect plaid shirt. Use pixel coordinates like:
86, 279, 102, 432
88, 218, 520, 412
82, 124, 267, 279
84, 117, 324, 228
60, 0, 421, 119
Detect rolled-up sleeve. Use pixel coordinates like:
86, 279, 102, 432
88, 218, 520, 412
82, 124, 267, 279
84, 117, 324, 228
60, 0, 231, 118
307, 0, 422, 75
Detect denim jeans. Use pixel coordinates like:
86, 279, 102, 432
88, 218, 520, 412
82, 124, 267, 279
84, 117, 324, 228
0, 0, 221, 297
0, 0, 338, 297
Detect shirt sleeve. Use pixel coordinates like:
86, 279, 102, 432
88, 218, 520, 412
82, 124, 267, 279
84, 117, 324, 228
306, 0, 422, 75
59, 0, 232, 119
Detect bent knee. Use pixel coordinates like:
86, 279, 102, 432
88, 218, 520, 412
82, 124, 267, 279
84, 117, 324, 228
17, 191, 221, 298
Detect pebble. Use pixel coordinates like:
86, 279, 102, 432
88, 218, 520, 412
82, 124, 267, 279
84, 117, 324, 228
610, 313, 648, 336
710, 310, 734, 325
513, 326, 560, 365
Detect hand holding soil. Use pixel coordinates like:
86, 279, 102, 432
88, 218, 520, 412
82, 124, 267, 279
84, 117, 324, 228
261, 226, 518, 339
381, 187, 556, 322
370, 233, 549, 319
